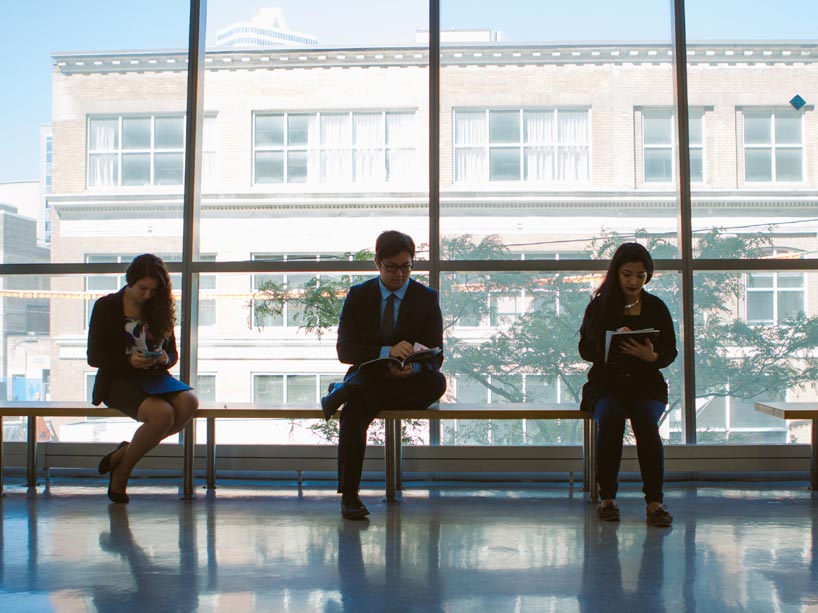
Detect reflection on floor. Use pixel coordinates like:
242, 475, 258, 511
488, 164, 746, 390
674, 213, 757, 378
0, 479, 816, 612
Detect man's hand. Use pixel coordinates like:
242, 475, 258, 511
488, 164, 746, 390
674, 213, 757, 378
389, 340, 414, 360
386, 363, 413, 379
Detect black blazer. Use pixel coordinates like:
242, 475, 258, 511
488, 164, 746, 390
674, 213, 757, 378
578, 290, 677, 413
87, 287, 179, 406
336, 277, 444, 375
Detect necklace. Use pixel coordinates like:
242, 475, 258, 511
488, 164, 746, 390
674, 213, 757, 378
624, 297, 641, 310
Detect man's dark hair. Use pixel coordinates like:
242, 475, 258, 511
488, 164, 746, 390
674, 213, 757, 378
375, 231, 415, 260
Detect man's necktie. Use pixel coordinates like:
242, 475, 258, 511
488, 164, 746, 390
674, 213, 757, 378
381, 293, 395, 343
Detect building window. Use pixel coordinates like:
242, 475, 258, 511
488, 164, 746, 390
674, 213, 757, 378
743, 110, 802, 183
88, 115, 215, 188
254, 374, 284, 403
453, 108, 590, 184
85, 253, 216, 327
199, 255, 217, 327
197, 374, 216, 404
642, 110, 703, 183
746, 271, 805, 325
253, 111, 417, 185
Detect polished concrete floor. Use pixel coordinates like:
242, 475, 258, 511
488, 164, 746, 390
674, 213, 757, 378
0, 478, 816, 612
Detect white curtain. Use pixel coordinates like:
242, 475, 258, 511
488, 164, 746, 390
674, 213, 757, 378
386, 113, 417, 184
320, 114, 351, 182
306, 115, 320, 182
89, 119, 118, 187
202, 116, 216, 186
557, 111, 589, 181
386, 112, 415, 147
454, 112, 486, 182
353, 113, 384, 183
523, 112, 554, 181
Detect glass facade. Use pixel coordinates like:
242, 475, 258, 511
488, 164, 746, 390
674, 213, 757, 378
2, 1, 817, 453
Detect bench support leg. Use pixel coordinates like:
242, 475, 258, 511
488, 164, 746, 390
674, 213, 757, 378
206, 417, 216, 489
584, 418, 598, 503
385, 418, 398, 502
395, 418, 403, 490
182, 420, 195, 500
809, 419, 818, 490
0, 415, 4, 494
27, 415, 37, 487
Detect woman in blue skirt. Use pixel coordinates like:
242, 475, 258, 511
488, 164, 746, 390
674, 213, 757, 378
87, 254, 198, 503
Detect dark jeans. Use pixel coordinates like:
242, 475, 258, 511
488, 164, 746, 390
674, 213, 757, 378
337, 369, 446, 494
593, 394, 665, 504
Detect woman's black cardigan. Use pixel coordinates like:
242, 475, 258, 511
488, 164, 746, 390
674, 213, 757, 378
86, 288, 179, 406
578, 290, 677, 413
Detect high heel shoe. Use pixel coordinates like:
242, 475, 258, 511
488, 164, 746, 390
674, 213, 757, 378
98, 441, 128, 475
107, 471, 129, 504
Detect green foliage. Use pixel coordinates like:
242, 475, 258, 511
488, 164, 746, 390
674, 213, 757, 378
252, 249, 372, 338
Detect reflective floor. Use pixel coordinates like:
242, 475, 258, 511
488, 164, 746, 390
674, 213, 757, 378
0, 479, 816, 612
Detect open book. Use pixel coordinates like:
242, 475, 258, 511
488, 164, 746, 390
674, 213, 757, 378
357, 343, 442, 372
604, 328, 659, 364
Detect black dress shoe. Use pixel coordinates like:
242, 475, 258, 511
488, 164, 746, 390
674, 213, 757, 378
98, 441, 128, 475
321, 382, 348, 421
107, 469, 129, 504
341, 493, 370, 520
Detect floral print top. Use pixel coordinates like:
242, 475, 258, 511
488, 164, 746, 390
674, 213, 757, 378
124, 317, 164, 356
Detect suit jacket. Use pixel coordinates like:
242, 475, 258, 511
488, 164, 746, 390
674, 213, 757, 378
87, 287, 179, 406
336, 277, 444, 375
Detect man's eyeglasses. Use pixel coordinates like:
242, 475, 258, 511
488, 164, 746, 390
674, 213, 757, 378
380, 262, 413, 274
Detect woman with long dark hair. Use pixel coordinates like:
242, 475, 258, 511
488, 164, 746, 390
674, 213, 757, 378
579, 243, 677, 526
87, 254, 198, 503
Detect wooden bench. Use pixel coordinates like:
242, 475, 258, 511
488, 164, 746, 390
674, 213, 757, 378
754, 401, 818, 489
0, 401, 598, 502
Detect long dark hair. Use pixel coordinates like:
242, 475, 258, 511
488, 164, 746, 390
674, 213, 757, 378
125, 254, 176, 339
586, 242, 654, 337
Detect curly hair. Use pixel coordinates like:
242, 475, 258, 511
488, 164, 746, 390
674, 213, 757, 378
125, 254, 176, 339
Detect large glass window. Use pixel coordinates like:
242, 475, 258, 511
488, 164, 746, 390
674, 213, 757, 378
5, 0, 818, 455
441, 1, 679, 258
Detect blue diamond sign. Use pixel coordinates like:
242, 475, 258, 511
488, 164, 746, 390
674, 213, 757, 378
790, 94, 806, 111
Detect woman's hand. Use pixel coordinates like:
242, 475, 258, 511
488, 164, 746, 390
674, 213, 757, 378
619, 337, 658, 363
129, 352, 158, 370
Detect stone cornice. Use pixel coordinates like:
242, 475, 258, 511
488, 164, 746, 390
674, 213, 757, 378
46, 189, 818, 220
52, 42, 818, 75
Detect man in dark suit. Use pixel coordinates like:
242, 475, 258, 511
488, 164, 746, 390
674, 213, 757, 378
321, 230, 446, 519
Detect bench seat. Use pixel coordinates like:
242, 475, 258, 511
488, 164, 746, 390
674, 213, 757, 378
0, 401, 597, 502
755, 402, 818, 489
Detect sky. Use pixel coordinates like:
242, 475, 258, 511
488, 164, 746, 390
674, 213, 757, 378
1, 0, 816, 183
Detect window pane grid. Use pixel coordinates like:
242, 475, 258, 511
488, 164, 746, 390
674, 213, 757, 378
254, 111, 416, 185
88, 115, 185, 187
454, 108, 589, 183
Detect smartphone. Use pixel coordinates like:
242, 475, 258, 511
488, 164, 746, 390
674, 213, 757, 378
143, 350, 163, 358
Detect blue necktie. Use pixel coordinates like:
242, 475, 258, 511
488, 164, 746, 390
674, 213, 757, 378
381, 293, 395, 343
